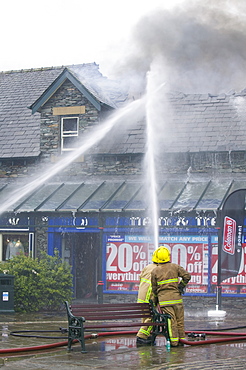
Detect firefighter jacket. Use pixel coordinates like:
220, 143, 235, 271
137, 263, 157, 303
151, 262, 191, 306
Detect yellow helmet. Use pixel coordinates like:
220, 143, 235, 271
152, 246, 171, 263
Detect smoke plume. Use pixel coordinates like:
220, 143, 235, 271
111, 0, 246, 94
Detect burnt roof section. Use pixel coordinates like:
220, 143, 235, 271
68, 65, 128, 109
166, 92, 246, 153
30, 64, 128, 113
0, 63, 127, 159
94, 91, 246, 154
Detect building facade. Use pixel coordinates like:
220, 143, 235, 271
1, 64, 246, 304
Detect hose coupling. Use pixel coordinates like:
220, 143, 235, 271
187, 332, 206, 341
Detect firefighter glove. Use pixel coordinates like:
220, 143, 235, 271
178, 282, 186, 295
153, 296, 159, 306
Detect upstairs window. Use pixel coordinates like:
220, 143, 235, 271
61, 117, 79, 151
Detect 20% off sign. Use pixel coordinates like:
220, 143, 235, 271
106, 243, 148, 273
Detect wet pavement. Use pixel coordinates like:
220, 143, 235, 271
0, 307, 246, 369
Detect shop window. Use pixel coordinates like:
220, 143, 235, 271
61, 117, 79, 151
1, 234, 29, 261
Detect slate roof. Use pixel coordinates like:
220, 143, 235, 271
167, 92, 246, 153
1, 62, 246, 159
95, 90, 246, 154
0, 63, 127, 159
0, 66, 62, 158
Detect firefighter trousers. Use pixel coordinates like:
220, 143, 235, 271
137, 317, 153, 339
160, 303, 185, 346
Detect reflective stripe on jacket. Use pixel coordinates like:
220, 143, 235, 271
151, 262, 191, 306
137, 263, 157, 303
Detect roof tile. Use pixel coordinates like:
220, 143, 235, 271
2, 64, 246, 158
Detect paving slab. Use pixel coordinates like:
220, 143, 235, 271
0, 307, 246, 369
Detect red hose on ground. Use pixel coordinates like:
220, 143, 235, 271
180, 330, 246, 346
0, 331, 138, 354
2, 329, 246, 354
96, 330, 137, 337
0, 340, 69, 354
180, 336, 246, 346
185, 330, 246, 336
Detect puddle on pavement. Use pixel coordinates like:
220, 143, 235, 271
0, 309, 246, 369
64, 335, 246, 370
0, 312, 67, 350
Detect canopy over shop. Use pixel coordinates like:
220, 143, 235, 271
0, 177, 246, 300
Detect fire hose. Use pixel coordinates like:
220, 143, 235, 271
180, 330, 246, 346
1, 327, 246, 354
0, 330, 137, 354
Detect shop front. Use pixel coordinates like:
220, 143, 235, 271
48, 215, 101, 301
46, 211, 246, 302
1, 179, 246, 302
0, 214, 34, 261
103, 213, 246, 299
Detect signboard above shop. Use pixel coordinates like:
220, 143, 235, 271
105, 214, 217, 229
0, 214, 30, 229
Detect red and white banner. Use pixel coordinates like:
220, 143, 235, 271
218, 189, 246, 283
106, 234, 246, 294
106, 235, 208, 292
106, 238, 153, 291
211, 243, 246, 285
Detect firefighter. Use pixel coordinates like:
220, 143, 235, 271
151, 246, 191, 347
136, 249, 159, 346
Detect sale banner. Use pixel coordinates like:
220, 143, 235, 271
186, 285, 208, 293
105, 234, 209, 292
211, 235, 246, 286
159, 236, 208, 288
221, 286, 238, 294
106, 235, 155, 291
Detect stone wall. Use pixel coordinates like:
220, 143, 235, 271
53, 150, 246, 179
0, 158, 39, 179
34, 216, 49, 258
1, 149, 246, 180
155, 151, 246, 175
52, 153, 145, 179
39, 80, 110, 161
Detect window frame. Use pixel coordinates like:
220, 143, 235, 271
61, 116, 79, 152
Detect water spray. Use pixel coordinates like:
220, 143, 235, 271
0, 97, 144, 216
145, 65, 166, 249
145, 70, 159, 249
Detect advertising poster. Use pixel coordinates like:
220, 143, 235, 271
211, 235, 246, 294
218, 189, 246, 283
106, 235, 155, 292
106, 234, 208, 293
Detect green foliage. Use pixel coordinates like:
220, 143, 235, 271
0, 250, 73, 312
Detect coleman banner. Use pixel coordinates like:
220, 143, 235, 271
218, 189, 246, 283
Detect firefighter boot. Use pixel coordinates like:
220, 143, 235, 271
136, 336, 153, 346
